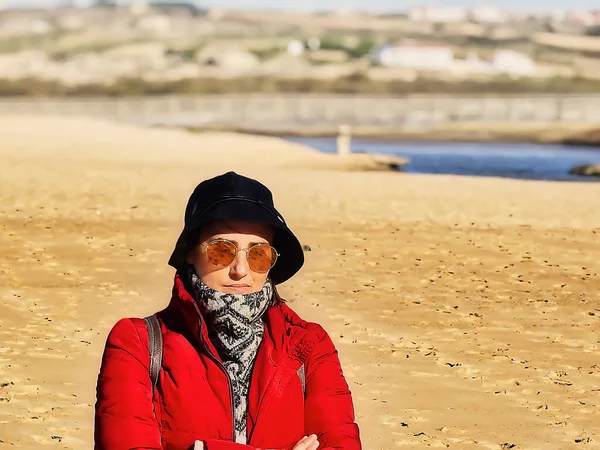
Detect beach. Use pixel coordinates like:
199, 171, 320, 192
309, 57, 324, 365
1, 116, 599, 449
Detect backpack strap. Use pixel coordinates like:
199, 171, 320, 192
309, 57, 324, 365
144, 315, 163, 393
297, 364, 306, 396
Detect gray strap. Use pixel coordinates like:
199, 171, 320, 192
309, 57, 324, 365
297, 364, 306, 396
144, 315, 163, 392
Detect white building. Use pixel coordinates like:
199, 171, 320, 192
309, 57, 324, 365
491, 49, 537, 76
287, 40, 305, 57
408, 7, 468, 23
371, 41, 454, 70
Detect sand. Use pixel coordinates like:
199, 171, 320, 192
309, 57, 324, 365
1, 115, 599, 450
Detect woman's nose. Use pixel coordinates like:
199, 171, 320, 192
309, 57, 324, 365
229, 250, 249, 279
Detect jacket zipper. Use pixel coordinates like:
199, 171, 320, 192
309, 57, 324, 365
192, 303, 236, 442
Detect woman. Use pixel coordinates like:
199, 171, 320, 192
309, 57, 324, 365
95, 171, 361, 450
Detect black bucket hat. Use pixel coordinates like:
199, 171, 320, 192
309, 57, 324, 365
168, 171, 304, 285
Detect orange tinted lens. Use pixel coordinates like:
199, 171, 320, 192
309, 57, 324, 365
248, 245, 277, 273
206, 240, 236, 267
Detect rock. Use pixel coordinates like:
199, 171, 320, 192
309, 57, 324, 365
569, 164, 600, 177
335, 153, 410, 172
370, 154, 410, 171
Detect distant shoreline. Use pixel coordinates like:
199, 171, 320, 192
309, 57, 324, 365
187, 122, 600, 147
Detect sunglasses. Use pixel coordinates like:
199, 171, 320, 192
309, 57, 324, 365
199, 239, 279, 273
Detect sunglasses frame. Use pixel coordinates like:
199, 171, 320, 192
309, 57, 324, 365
199, 238, 279, 273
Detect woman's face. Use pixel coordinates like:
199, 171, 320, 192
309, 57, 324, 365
186, 220, 274, 295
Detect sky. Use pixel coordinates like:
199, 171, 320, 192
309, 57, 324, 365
3, 0, 600, 12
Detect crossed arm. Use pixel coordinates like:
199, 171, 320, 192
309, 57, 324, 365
192, 434, 319, 450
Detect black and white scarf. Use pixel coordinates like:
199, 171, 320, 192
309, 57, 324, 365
189, 269, 273, 445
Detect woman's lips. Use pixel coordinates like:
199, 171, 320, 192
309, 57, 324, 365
225, 285, 252, 293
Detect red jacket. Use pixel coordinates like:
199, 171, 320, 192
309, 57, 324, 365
95, 275, 361, 450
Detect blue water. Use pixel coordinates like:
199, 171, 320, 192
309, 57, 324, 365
283, 137, 600, 182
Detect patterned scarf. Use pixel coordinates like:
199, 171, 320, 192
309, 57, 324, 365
189, 269, 273, 445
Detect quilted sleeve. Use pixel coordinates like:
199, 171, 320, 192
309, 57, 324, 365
94, 318, 162, 450
303, 327, 362, 450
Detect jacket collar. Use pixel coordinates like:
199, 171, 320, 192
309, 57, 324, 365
166, 273, 320, 365
167, 273, 220, 358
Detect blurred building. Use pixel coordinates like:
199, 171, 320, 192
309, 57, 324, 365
491, 49, 537, 76
287, 40, 305, 57
372, 41, 454, 70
